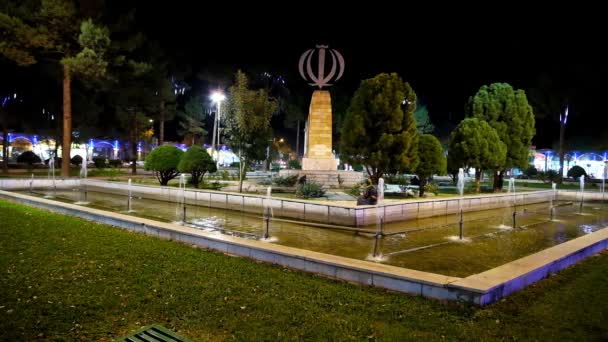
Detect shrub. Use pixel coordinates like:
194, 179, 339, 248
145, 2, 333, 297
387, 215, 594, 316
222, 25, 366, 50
70, 155, 83, 166
109, 159, 122, 168
347, 183, 362, 198
88, 168, 120, 180
567, 165, 587, 179
423, 182, 439, 196
271, 163, 281, 172
523, 166, 538, 178
93, 157, 108, 168
177, 146, 217, 188
17, 151, 41, 166
287, 159, 302, 170
273, 174, 298, 187
144, 145, 184, 186
44, 157, 61, 166
352, 164, 364, 172
538, 170, 560, 184
296, 181, 325, 199
382, 174, 409, 185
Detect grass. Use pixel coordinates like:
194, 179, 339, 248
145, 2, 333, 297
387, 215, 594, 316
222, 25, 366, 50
1, 199, 608, 341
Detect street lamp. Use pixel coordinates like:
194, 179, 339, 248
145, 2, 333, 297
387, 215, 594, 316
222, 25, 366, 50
266, 138, 284, 172
210, 91, 226, 163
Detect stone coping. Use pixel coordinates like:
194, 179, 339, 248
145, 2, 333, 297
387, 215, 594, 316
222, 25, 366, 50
452, 227, 608, 293
83, 179, 553, 209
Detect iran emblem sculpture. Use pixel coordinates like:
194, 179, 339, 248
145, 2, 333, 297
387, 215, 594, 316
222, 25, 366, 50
299, 45, 345, 171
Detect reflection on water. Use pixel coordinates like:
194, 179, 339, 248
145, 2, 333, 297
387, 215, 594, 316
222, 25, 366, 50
21, 188, 608, 277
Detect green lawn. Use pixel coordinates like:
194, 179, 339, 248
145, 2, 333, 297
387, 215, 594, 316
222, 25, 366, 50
1, 199, 607, 341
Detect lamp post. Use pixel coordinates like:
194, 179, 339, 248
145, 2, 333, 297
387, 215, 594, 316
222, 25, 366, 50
265, 137, 284, 172
558, 105, 568, 182
210, 91, 226, 163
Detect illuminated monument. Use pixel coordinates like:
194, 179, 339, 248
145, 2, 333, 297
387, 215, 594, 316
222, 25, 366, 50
299, 45, 344, 171
281, 45, 363, 187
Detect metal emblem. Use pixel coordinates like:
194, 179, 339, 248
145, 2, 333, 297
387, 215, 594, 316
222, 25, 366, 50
298, 45, 345, 88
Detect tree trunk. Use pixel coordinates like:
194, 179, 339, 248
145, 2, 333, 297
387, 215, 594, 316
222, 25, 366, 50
475, 169, 482, 193
238, 150, 244, 193
419, 176, 427, 197
493, 170, 504, 192
2, 123, 8, 174
211, 110, 217, 157
159, 101, 165, 145
1, 110, 8, 174
558, 120, 565, 184
295, 119, 300, 159
61, 65, 72, 178
131, 110, 137, 175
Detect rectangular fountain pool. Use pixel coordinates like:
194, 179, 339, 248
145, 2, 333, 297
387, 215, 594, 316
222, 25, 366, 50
15, 185, 608, 278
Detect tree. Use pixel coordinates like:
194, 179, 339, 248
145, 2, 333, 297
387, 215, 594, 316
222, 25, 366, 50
177, 95, 206, 146
448, 118, 506, 193
177, 146, 216, 188
224, 70, 277, 192
144, 145, 183, 186
153, 76, 178, 145
1, 2, 111, 177
282, 94, 307, 159
567, 165, 586, 180
414, 101, 435, 134
111, 62, 155, 175
16, 150, 41, 167
467, 83, 535, 191
340, 73, 419, 184
415, 134, 446, 197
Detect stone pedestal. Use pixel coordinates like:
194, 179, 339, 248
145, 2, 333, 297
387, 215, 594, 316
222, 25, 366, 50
279, 169, 364, 188
303, 90, 336, 170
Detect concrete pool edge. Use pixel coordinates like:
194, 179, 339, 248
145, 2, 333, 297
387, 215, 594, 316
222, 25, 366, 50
2, 189, 606, 305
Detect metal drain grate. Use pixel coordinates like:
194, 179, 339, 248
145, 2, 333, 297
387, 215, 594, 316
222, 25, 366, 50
117, 325, 191, 342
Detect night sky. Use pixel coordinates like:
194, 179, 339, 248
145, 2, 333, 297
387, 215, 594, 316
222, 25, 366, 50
7, 3, 608, 150
136, 5, 608, 149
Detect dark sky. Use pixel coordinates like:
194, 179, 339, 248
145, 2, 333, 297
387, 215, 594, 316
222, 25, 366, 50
136, 5, 608, 148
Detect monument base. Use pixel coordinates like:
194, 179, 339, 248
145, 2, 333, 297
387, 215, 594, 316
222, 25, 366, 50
279, 169, 364, 188
302, 157, 337, 171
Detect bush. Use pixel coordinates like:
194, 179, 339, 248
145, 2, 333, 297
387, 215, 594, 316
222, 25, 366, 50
352, 164, 364, 172
144, 145, 184, 186
70, 155, 83, 166
287, 159, 302, 170
347, 183, 362, 198
273, 174, 298, 187
424, 182, 439, 196
200, 181, 223, 190
44, 157, 61, 166
538, 170, 560, 184
93, 157, 108, 168
523, 166, 538, 178
296, 181, 325, 199
271, 163, 281, 172
567, 165, 587, 179
17, 151, 41, 166
177, 146, 217, 188
109, 159, 122, 168
383, 174, 409, 185
87, 168, 120, 180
